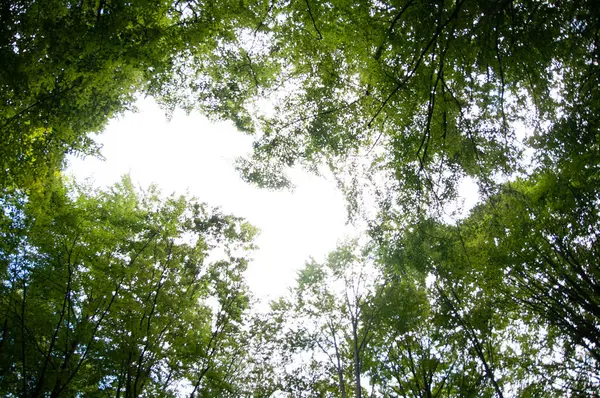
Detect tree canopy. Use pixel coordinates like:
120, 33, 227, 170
0, 0, 267, 192
1, 0, 599, 396
238, 0, 599, 198
0, 176, 258, 396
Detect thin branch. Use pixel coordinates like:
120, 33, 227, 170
367, 0, 467, 128
374, 0, 417, 60
21, 280, 28, 398
304, 0, 323, 40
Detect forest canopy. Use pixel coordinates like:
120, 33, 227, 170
1, 0, 599, 396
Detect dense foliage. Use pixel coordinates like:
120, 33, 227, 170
0, 0, 267, 191
238, 0, 599, 198
0, 177, 257, 396
1, 0, 598, 396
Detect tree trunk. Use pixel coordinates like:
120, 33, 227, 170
330, 323, 347, 398
352, 319, 362, 398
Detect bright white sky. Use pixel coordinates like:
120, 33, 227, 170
67, 97, 350, 302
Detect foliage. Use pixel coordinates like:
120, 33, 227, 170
368, 64, 600, 394
0, 176, 257, 397
251, 242, 379, 397
236, 0, 599, 204
256, 238, 574, 397
0, 0, 267, 192
1, 1, 599, 396
374, 176, 600, 394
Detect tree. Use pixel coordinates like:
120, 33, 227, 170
368, 271, 497, 398
374, 185, 599, 395
458, 173, 600, 392
369, 217, 578, 397
259, 241, 379, 398
0, 176, 258, 397
0, 0, 267, 192
234, 4, 599, 392
259, 236, 560, 397
235, 0, 599, 206
2, 1, 598, 395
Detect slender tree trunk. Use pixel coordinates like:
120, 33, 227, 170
49, 340, 79, 398
189, 365, 210, 398
352, 319, 362, 398
21, 281, 27, 398
115, 359, 126, 398
325, 321, 347, 398
34, 258, 73, 397
440, 285, 504, 398
331, 328, 347, 398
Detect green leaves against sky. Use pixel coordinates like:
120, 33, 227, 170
1, 0, 598, 396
